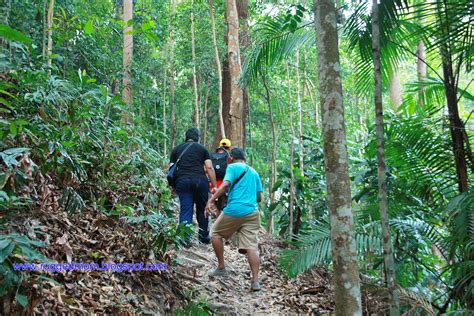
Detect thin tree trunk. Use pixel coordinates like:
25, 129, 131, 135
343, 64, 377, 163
286, 62, 295, 238
122, 0, 133, 123
169, 0, 176, 148
314, 1, 362, 314
237, 0, 249, 149
162, 43, 168, 158
442, 54, 469, 193
262, 75, 277, 235
305, 77, 319, 128
416, 40, 427, 105
208, 0, 226, 140
247, 93, 254, 164
389, 71, 402, 109
295, 50, 304, 177
47, 0, 54, 72
191, 0, 200, 128
225, 0, 244, 147
203, 80, 210, 148
42, 0, 47, 58
372, 1, 400, 315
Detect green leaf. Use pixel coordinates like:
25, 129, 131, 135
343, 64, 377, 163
0, 24, 32, 45
0, 97, 13, 109
0, 89, 18, 99
0, 239, 11, 251
14, 119, 28, 126
0, 242, 15, 263
9, 121, 17, 137
84, 20, 93, 35
18, 244, 48, 261
15, 293, 28, 307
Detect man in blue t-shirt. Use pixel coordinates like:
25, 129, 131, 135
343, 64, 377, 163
205, 147, 263, 291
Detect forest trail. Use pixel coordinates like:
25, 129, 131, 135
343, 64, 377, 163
172, 234, 335, 314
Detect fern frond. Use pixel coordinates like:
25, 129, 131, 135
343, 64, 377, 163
399, 287, 437, 316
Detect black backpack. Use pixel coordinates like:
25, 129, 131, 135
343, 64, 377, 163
211, 150, 229, 179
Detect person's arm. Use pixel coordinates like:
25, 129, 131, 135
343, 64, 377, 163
256, 173, 263, 203
205, 180, 230, 218
204, 159, 217, 189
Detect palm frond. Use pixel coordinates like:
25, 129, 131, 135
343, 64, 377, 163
408, 0, 473, 71
383, 116, 458, 206
242, 16, 314, 84
343, 0, 418, 95
399, 287, 437, 316
278, 216, 382, 277
401, 76, 474, 116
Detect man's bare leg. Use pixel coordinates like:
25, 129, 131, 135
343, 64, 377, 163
211, 236, 225, 269
246, 249, 260, 283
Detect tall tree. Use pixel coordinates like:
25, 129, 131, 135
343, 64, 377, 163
262, 74, 277, 234
314, 0, 362, 314
237, 0, 249, 148
162, 43, 168, 158
372, 0, 400, 314
208, 0, 225, 139
169, 0, 176, 148
286, 62, 296, 237
190, 0, 200, 128
389, 71, 402, 109
416, 40, 426, 104
46, 0, 55, 71
225, 0, 244, 147
295, 51, 304, 176
122, 0, 133, 123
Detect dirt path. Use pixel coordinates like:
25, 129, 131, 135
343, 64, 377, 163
172, 235, 335, 314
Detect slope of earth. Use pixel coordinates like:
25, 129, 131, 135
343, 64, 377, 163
172, 234, 336, 314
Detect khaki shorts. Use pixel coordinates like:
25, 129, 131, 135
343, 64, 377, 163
212, 211, 260, 254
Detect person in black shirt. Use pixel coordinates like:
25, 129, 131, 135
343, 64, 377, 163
170, 128, 217, 244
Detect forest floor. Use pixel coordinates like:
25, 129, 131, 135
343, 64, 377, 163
172, 233, 336, 314
3, 168, 384, 314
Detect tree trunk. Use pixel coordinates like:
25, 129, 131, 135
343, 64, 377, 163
191, 0, 200, 128
169, 0, 176, 148
247, 92, 254, 164
122, 0, 133, 123
295, 50, 304, 177
442, 52, 469, 193
162, 43, 168, 158
372, 1, 400, 314
42, 0, 47, 58
209, 0, 226, 141
225, 0, 244, 148
262, 75, 277, 234
303, 51, 319, 128
389, 71, 402, 109
47, 0, 54, 72
203, 80, 210, 148
286, 62, 295, 238
237, 0, 249, 149
416, 41, 427, 105
314, 1, 362, 315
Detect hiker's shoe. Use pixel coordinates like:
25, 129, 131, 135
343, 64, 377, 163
208, 267, 228, 277
251, 281, 261, 292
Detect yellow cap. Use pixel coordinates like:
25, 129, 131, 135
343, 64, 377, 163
219, 138, 231, 148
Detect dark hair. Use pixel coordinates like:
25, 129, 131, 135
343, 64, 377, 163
185, 128, 200, 142
230, 147, 245, 160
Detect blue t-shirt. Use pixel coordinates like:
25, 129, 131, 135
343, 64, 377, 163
223, 162, 263, 217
